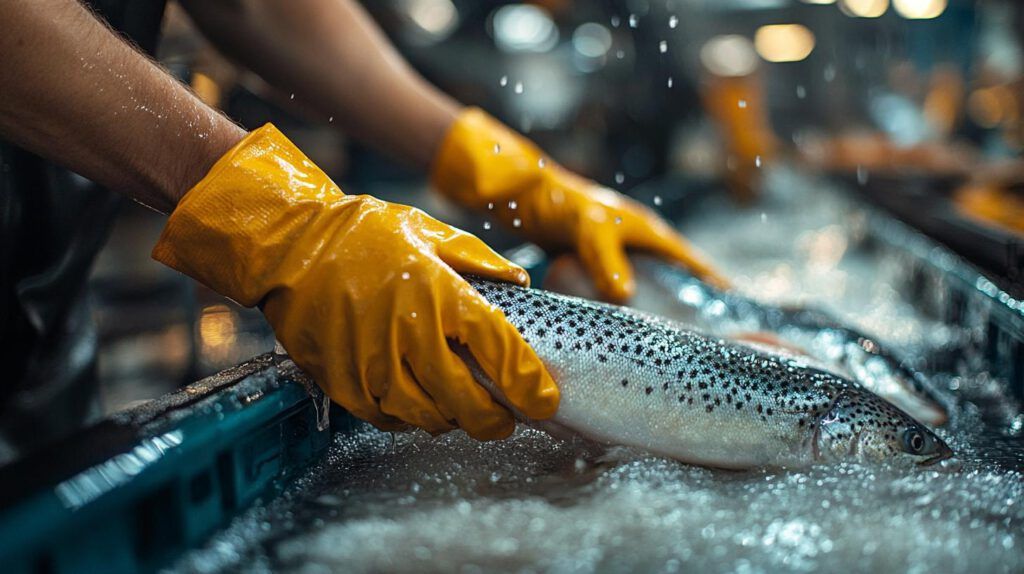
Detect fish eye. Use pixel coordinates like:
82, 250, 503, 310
902, 428, 928, 454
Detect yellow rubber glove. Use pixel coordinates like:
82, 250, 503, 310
153, 124, 559, 439
432, 108, 729, 303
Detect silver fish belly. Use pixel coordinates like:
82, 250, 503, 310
468, 278, 953, 470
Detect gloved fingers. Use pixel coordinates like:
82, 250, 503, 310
375, 354, 457, 435
435, 229, 531, 286
622, 212, 731, 291
319, 375, 408, 432
404, 336, 517, 440
576, 220, 635, 303
449, 293, 560, 420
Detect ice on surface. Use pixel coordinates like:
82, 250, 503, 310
171, 169, 1023, 574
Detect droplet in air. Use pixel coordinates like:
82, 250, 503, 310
328, 116, 334, 123
616, 50, 625, 60
500, 75, 508, 87
612, 273, 620, 280
761, 212, 767, 223
856, 165, 869, 185
653, 195, 663, 206
615, 172, 625, 184
401, 272, 410, 280
483, 221, 492, 230
755, 155, 762, 168
493, 143, 501, 154
487, 202, 494, 210
289, 93, 295, 100
410, 312, 417, 319
738, 99, 747, 108
669, 15, 678, 28
508, 200, 518, 209
512, 218, 522, 228
615, 216, 622, 225
667, 77, 674, 88
628, 14, 638, 28
538, 158, 546, 168
611, 15, 620, 27
824, 64, 836, 82
796, 85, 806, 99
659, 41, 668, 53
514, 82, 524, 94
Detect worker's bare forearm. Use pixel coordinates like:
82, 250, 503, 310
180, 0, 460, 171
0, 0, 245, 212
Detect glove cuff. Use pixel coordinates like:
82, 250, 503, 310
430, 107, 547, 209
153, 123, 349, 306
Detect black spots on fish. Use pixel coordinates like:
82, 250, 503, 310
556, 326, 564, 335
537, 328, 547, 337
698, 382, 708, 390
621, 379, 629, 387
554, 341, 563, 350
662, 382, 670, 391
766, 407, 774, 416
705, 404, 715, 413
597, 355, 608, 363
701, 393, 711, 402
645, 386, 653, 395
576, 328, 585, 336
736, 402, 744, 410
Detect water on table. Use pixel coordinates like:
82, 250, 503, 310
171, 171, 1023, 574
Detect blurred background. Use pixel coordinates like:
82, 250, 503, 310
90, 0, 1023, 417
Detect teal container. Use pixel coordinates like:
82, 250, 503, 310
0, 355, 350, 574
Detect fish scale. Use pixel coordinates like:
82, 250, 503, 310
467, 277, 954, 469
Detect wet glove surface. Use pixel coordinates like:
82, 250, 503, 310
153, 124, 559, 439
432, 108, 728, 303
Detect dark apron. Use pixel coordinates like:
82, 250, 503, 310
0, 0, 167, 456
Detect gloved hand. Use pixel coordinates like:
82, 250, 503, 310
153, 124, 559, 439
432, 108, 728, 303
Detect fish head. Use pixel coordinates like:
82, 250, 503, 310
815, 389, 954, 467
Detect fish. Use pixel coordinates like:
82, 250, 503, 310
467, 277, 955, 470
544, 255, 950, 427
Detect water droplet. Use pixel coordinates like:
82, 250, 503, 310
410, 312, 417, 319
289, 93, 295, 100
659, 41, 668, 53
738, 99, 747, 108
667, 77, 673, 88
615, 172, 625, 184
512, 218, 522, 228
538, 158, 546, 168
483, 221, 492, 230
328, 116, 334, 123
499, 75, 508, 87
514, 82, 524, 94
628, 14, 638, 28
856, 165, 869, 185
487, 202, 494, 210
615, 216, 622, 225
796, 85, 806, 99
669, 15, 678, 28
653, 195, 663, 206
493, 143, 501, 154
616, 49, 625, 59
761, 212, 767, 223
824, 64, 836, 82
610, 15, 620, 27
401, 272, 410, 280
508, 200, 518, 210
755, 155, 762, 168
612, 273, 620, 280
